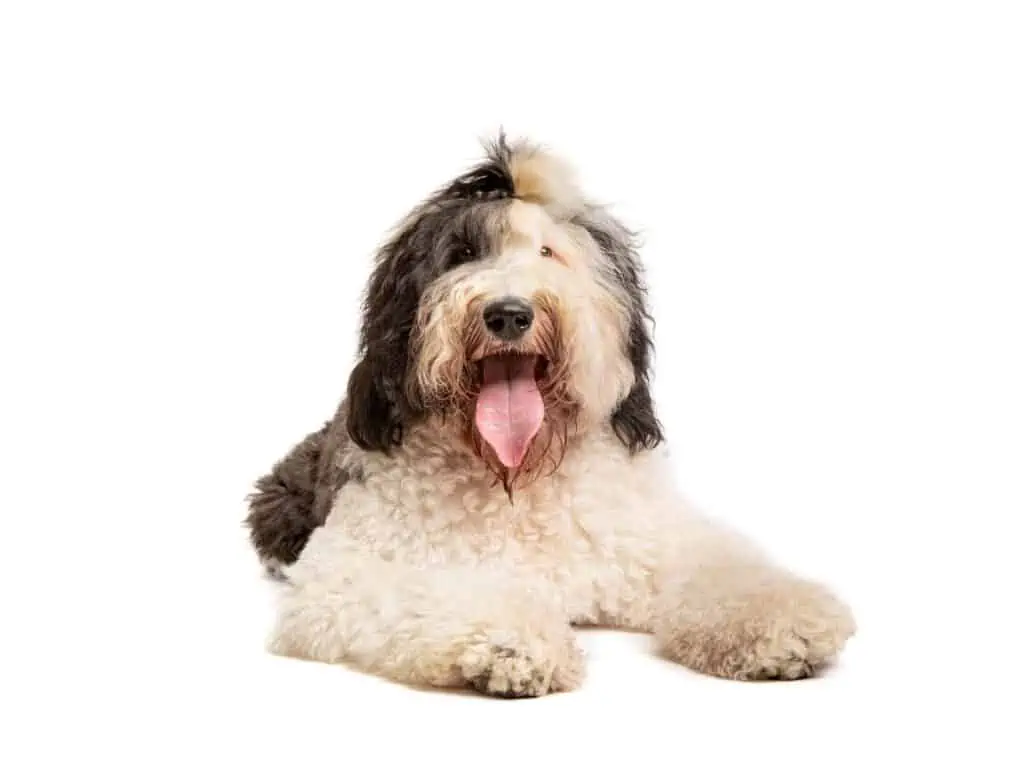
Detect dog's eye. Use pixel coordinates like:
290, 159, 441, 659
540, 246, 554, 258
450, 245, 474, 265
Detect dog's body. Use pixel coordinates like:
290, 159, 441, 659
247, 136, 855, 696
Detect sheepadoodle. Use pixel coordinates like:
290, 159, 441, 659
246, 135, 855, 697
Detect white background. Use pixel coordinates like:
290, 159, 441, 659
2, 1, 1022, 765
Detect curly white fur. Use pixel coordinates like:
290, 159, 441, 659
269, 418, 854, 694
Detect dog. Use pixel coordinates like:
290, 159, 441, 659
245, 135, 855, 697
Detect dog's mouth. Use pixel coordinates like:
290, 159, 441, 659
474, 353, 545, 469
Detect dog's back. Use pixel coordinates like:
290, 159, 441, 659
245, 405, 352, 575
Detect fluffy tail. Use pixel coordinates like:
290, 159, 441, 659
245, 423, 331, 575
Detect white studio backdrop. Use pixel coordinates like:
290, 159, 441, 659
1, 2, 1022, 766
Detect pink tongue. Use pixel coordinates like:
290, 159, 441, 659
475, 355, 545, 468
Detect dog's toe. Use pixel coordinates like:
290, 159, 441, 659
459, 635, 584, 698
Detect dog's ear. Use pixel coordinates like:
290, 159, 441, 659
345, 352, 409, 451
609, 337, 663, 452
580, 209, 665, 452
345, 216, 433, 452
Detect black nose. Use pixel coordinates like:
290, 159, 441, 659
483, 297, 534, 341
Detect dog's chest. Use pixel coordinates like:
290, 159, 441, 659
339, 456, 593, 566
333, 430, 672, 624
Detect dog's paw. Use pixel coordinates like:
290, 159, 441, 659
658, 576, 856, 681
458, 632, 585, 698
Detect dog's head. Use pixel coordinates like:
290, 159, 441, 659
346, 135, 662, 489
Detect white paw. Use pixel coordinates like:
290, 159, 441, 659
659, 577, 856, 680
458, 632, 585, 698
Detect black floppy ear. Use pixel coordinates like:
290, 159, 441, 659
580, 210, 665, 452
610, 332, 663, 452
345, 352, 410, 451
345, 216, 433, 452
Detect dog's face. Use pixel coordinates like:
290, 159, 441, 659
346, 136, 662, 490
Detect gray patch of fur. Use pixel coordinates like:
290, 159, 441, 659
245, 399, 357, 567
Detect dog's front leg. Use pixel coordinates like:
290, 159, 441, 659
267, 528, 583, 697
650, 515, 856, 680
